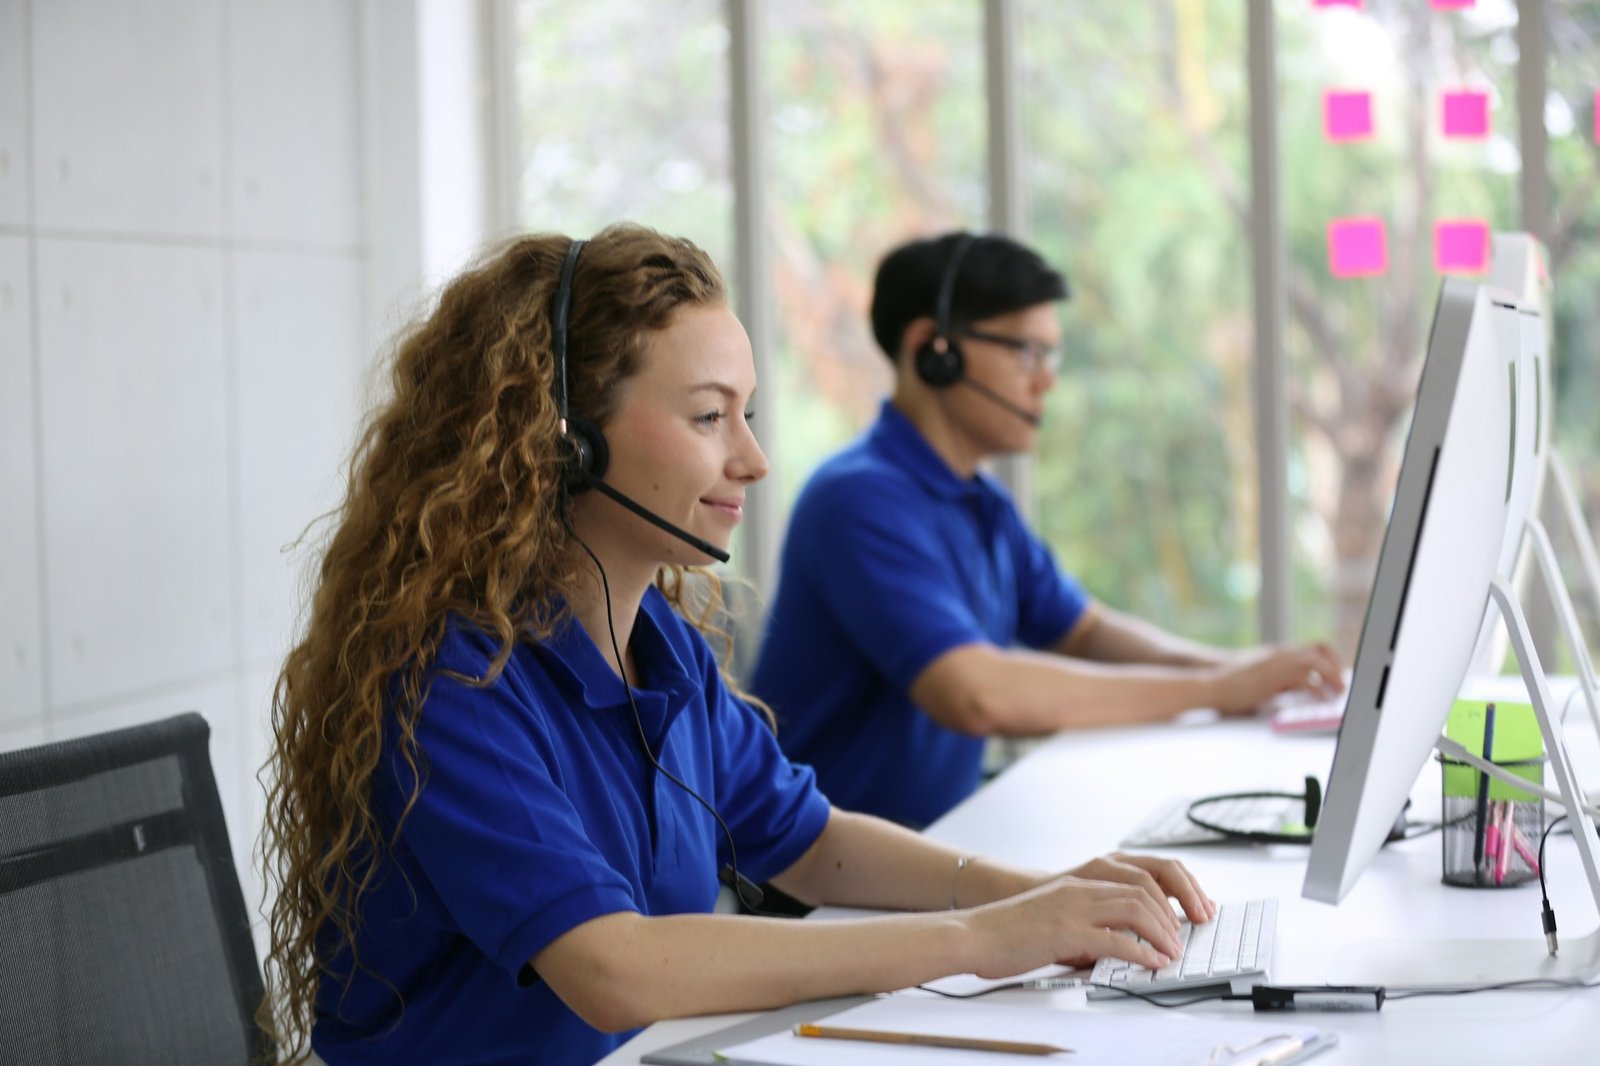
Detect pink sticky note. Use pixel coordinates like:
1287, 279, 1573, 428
1434, 219, 1491, 274
1430, 0, 1475, 9
1441, 90, 1490, 138
1327, 218, 1389, 278
1324, 90, 1374, 142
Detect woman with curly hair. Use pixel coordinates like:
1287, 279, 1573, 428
257, 225, 1218, 1066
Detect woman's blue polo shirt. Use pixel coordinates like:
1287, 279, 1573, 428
311, 586, 831, 1066
751, 401, 1089, 828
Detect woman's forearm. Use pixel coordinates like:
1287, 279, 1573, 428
768, 808, 1043, 911
532, 908, 974, 1032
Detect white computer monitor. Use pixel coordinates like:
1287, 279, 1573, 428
1304, 278, 1516, 906
1463, 234, 1553, 679
1463, 296, 1544, 679
1300, 262, 1600, 989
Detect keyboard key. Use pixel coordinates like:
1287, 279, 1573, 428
1088, 899, 1276, 1000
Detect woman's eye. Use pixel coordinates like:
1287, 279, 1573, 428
743, 410, 756, 422
696, 411, 725, 426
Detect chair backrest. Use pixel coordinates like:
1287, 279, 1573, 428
0, 713, 271, 1065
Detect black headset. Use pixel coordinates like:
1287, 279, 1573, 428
551, 238, 610, 490
548, 238, 730, 564
1183, 776, 1323, 846
545, 237, 766, 912
914, 233, 975, 389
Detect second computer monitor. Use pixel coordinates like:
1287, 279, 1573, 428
1304, 278, 1518, 905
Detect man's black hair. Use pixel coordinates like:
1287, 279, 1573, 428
869, 231, 1070, 362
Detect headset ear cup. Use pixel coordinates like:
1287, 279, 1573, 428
561, 413, 610, 492
915, 336, 964, 388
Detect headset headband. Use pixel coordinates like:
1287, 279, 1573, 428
934, 234, 976, 341
552, 238, 587, 425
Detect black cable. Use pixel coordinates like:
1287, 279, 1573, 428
1538, 815, 1568, 904
1083, 983, 1238, 1008
1384, 977, 1599, 1000
913, 980, 1037, 999
566, 528, 769, 916
1538, 814, 1569, 954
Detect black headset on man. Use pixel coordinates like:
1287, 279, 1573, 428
911, 233, 1043, 428
548, 237, 768, 912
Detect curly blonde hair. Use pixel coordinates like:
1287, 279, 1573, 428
256, 224, 760, 1060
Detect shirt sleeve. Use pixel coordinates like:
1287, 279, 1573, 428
793, 476, 992, 691
698, 649, 831, 884
376, 635, 640, 981
1007, 504, 1092, 650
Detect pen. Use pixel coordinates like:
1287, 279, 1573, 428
1510, 821, 1542, 875
1474, 704, 1496, 883
1495, 800, 1514, 885
1253, 1036, 1307, 1066
1483, 799, 1502, 885
792, 1023, 1071, 1056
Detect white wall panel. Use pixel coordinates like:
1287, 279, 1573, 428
36, 239, 234, 706
0, 0, 27, 226
0, 236, 43, 729
228, 0, 362, 247
0, 718, 47, 755
31, 0, 223, 236
240, 664, 277, 948
235, 250, 365, 667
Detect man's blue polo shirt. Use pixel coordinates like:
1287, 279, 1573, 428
752, 401, 1090, 828
312, 586, 831, 1066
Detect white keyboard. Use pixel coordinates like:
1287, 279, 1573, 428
1120, 795, 1304, 848
1088, 898, 1277, 1000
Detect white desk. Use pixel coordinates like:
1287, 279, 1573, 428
603, 712, 1600, 1065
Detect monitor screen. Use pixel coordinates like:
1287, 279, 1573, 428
1304, 278, 1519, 905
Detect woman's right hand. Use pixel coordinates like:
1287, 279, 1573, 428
959, 872, 1186, 978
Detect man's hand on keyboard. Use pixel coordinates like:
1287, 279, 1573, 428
1208, 642, 1346, 715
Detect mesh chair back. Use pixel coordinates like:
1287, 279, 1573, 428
0, 713, 271, 1065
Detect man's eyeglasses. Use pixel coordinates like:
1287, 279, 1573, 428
957, 328, 1062, 375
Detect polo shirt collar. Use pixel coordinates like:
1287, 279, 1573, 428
869, 399, 988, 501
533, 586, 700, 712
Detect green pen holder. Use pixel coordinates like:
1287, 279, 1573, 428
1438, 752, 1544, 888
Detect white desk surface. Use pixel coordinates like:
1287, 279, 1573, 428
603, 699, 1600, 1065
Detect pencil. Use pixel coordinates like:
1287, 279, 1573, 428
793, 1022, 1071, 1056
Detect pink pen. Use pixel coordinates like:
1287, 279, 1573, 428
1484, 803, 1503, 886
1495, 802, 1514, 885
1510, 820, 1542, 877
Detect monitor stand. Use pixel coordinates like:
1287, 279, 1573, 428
1522, 514, 1600, 754
1549, 451, 1600, 639
1327, 575, 1600, 988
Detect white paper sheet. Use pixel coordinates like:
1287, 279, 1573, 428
715, 997, 1331, 1066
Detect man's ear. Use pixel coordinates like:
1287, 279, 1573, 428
899, 316, 940, 362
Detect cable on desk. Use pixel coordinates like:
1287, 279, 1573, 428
1384, 977, 1600, 1000
913, 976, 1084, 999
1083, 983, 1238, 1008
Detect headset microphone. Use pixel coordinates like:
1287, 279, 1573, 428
914, 233, 1042, 430
583, 477, 732, 564
551, 237, 732, 566
957, 377, 1041, 427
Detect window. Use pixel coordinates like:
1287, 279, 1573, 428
1280, 0, 1520, 654
511, 0, 732, 262
1022, 2, 1258, 646
1544, 0, 1600, 646
762, 1, 986, 508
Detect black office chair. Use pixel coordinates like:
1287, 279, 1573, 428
0, 713, 272, 1065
